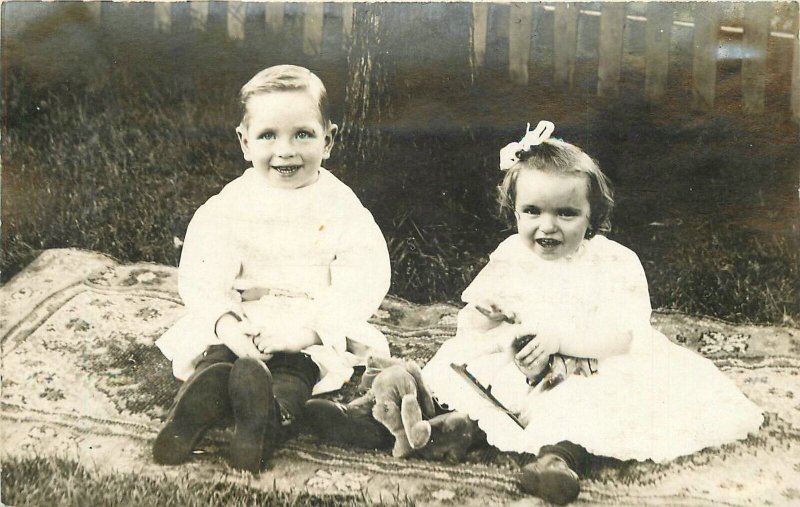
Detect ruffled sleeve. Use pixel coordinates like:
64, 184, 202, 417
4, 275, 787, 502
461, 236, 521, 307
543, 237, 653, 358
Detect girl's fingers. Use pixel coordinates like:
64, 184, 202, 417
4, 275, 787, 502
515, 338, 539, 360
530, 349, 548, 366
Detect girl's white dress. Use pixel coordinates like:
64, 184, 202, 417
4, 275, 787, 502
422, 234, 763, 462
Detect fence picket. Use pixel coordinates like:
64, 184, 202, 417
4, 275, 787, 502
265, 3, 284, 34
691, 3, 719, 111
472, 3, 489, 70
645, 3, 672, 103
342, 3, 354, 48
227, 2, 246, 41
793, 7, 800, 123
597, 2, 626, 97
742, 3, 771, 113
303, 3, 325, 56
154, 2, 171, 33
509, 3, 533, 85
553, 3, 579, 88
189, 2, 208, 32
85, 1, 101, 22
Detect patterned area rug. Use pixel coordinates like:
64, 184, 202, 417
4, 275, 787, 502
2, 249, 799, 506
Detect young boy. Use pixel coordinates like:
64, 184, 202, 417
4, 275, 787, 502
153, 65, 391, 473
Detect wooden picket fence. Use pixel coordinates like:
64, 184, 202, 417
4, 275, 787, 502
84, 1, 800, 121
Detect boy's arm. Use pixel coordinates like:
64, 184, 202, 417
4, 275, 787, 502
178, 204, 246, 338
311, 206, 391, 353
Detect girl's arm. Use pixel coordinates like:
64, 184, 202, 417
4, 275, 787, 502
516, 247, 650, 364
457, 302, 515, 334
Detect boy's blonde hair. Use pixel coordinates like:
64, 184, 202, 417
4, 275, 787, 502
497, 139, 614, 238
239, 65, 331, 127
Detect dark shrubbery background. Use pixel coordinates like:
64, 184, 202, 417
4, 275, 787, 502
2, 3, 798, 324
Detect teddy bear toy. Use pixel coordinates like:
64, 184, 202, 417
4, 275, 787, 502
366, 357, 437, 458
305, 356, 480, 461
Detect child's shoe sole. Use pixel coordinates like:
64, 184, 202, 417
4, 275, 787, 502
152, 362, 232, 465
228, 358, 274, 474
519, 456, 580, 505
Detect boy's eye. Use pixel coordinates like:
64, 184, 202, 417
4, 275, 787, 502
257, 132, 276, 140
296, 130, 315, 140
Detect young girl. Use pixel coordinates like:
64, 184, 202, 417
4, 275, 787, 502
153, 65, 391, 474
421, 121, 764, 505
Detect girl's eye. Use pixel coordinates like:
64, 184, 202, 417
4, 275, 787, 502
558, 209, 581, 218
522, 207, 540, 216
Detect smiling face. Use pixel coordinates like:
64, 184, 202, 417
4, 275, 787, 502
236, 90, 336, 189
514, 169, 591, 260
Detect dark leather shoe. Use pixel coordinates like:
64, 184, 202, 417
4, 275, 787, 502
304, 395, 392, 449
417, 411, 477, 463
228, 358, 276, 474
519, 454, 580, 505
153, 362, 232, 465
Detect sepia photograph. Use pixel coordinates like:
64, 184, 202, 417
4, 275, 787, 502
1, 1, 799, 505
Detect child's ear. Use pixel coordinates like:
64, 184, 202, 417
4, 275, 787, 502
322, 123, 338, 160
235, 125, 252, 162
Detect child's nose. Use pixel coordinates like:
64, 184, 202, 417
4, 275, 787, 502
539, 214, 558, 232
274, 138, 296, 158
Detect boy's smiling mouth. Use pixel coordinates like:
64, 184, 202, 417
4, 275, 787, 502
271, 165, 302, 176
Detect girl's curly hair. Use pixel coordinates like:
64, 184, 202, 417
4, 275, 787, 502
497, 139, 614, 238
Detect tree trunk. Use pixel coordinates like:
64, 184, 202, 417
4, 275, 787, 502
340, 4, 391, 176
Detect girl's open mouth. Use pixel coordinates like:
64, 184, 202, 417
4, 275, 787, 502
271, 165, 302, 175
536, 238, 561, 249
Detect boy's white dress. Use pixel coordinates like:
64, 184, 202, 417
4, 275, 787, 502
422, 234, 763, 462
156, 167, 391, 395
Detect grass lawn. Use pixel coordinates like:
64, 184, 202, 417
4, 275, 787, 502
0, 455, 408, 506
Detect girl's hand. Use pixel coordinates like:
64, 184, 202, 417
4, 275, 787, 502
514, 332, 560, 371
474, 301, 517, 324
253, 325, 321, 355
515, 352, 550, 380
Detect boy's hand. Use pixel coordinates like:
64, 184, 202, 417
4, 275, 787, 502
215, 314, 268, 360
253, 325, 321, 355
474, 301, 517, 324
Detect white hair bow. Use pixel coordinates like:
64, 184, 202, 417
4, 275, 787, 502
499, 121, 555, 171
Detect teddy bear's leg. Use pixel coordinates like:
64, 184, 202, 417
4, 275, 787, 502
373, 399, 415, 458
400, 393, 432, 450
